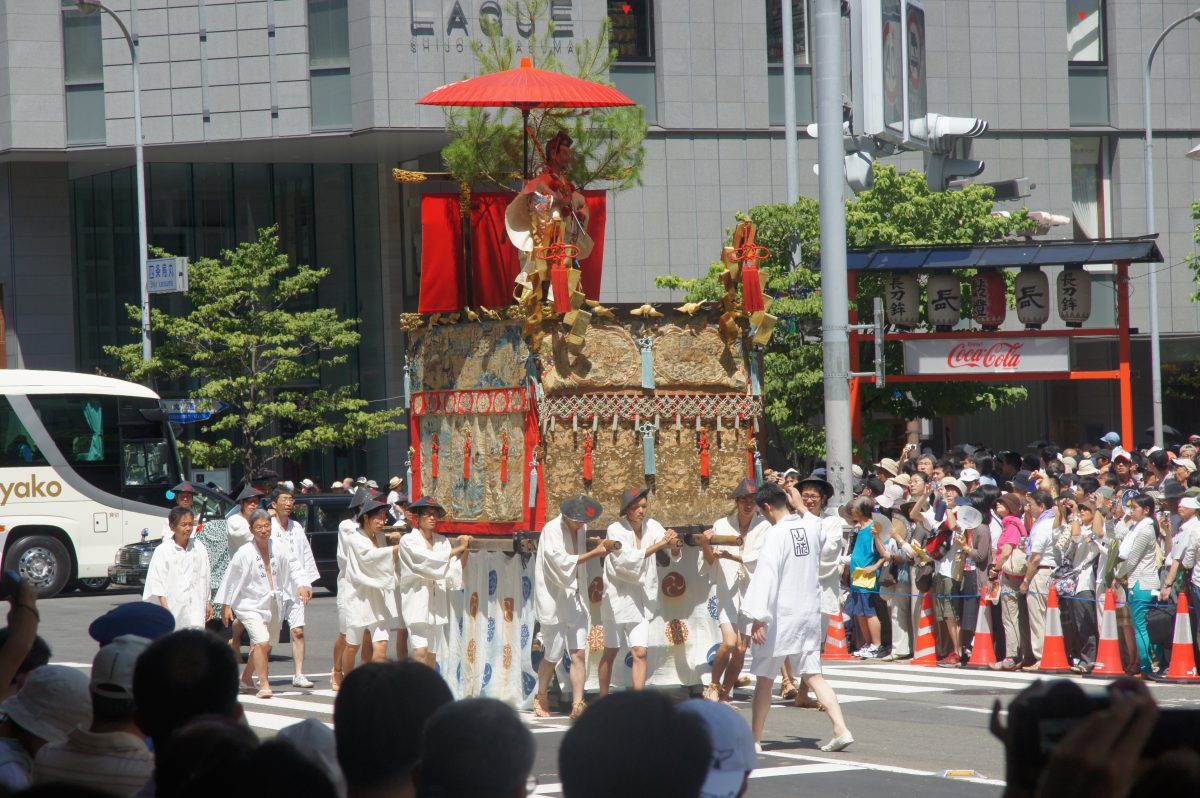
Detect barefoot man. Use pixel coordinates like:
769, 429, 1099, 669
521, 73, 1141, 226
743, 483, 852, 752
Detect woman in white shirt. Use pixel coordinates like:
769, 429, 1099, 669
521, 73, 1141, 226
397, 497, 469, 669
1054, 497, 1104, 673
597, 487, 681, 695
215, 509, 297, 699
1116, 493, 1163, 676
143, 506, 211, 630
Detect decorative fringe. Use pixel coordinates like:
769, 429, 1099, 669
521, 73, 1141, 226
641, 423, 657, 477
462, 428, 472, 481
500, 431, 509, 484
405, 447, 414, 503
528, 452, 539, 509
742, 266, 765, 313
402, 357, 412, 408
551, 263, 572, 313
754, 450, 764, 484
698, 431, 711, 479
431, 433, 440, 480
582, 432, 594, 482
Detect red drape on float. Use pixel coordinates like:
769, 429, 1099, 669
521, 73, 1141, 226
418, 190, 607, 313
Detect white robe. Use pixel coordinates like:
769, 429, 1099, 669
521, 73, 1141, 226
214, 539, 297, 621
226, 513, 252, 560
534, 515, 589, 626
740, 513, 774, 579
397, 531, 462, 627
743, 512, 825, 658
341, 525, 400, 631
602, 517, 679, 626
142, 536, 211, 630
817, 515, 845, 615
709, 512, 771, 617
272, 516, 320, 591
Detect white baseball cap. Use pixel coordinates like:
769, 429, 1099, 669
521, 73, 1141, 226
959, 468, 981, 483
0, 665, 92, 744
876, 483, 906, 509
91, 634, 151, 700
677, 700, 756, 798
1181, 497, 1200, 510
300, 478, 316, 489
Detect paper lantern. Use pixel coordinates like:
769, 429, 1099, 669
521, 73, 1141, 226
971, 270, 1007, 331
926, 273, 962, 330
884, 272, 920, 328
1057, 265, 1092, 328
1015, 267, 1051, 330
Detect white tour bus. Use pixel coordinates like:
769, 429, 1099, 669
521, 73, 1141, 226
0, 370, 182, 596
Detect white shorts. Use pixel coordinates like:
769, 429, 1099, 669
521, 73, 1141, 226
238, 611, 282, 647
347, 624, 391, 644
285, 598, 306, 630
541, 619, 588, 662
407, 622, 440, 654
751, 650, 822, 678
603, 619, 650, 650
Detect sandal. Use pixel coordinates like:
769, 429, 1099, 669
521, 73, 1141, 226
703, 683, 721, 702
533, 692, 552, 718
718, 687, 738, 708
256, 689, 273, 699
779, 677, 798, 701
331, 669, 344, 692
569, 701, 587, 721
793, 693, 822, 710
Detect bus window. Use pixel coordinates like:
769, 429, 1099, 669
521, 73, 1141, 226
27, 395, 121, 495
122, 441, 171, 486
0, 398, 47, 466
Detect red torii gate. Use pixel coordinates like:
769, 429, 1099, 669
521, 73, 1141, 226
844, 238, 1164, 447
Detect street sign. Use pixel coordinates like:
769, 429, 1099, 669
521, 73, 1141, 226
161, 398, 228, 424
147, 256, 189, 294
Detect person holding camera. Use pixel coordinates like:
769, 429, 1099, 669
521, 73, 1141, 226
1053, 497, 1104, 673
1116, 494, 1164, 676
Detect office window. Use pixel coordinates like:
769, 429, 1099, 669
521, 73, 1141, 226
1066, 0, 1105, 63
308, 0, 351, 129
767, 0, 809, 66
62, 7, 106, 144
608, 0, 653, 62
1070, 137, 1110, 240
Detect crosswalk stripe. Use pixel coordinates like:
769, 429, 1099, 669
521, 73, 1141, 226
242, 709, 332, 732
822, 666, 1030, 690
818, 678, 947, 694
840, 662, 1044, 682
239, 695, 333, 714
750, 763, 863, 778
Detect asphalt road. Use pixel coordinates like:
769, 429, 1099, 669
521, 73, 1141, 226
36, 587, 1200, 797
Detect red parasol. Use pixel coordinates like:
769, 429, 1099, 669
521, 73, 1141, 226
418, 57, 635, 177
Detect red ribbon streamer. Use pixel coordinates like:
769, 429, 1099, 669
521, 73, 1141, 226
698, 431, 710, 479
500, 431, 509, 484
582, 432, 594, 482
431, 433, 440, 480
747, 446, 756, 480
463, 430, 472, 481
535, 239, 580, 314
731, 222, 769, 314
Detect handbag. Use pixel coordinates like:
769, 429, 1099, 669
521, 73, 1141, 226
1050, 564, 1079, 597
1001, 547, 1028, 580
879, 562, 899, 589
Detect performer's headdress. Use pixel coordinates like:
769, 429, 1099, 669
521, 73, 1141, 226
544, 130, 573, 160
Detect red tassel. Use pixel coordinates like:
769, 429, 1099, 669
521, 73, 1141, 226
741, 266, 764, 313
551, 264, 572, 313
463, 429, 472, 481
500, 431, 509, 484
747, 446, 756, 480
431, 433, 440, 480
698, 431, 710, 479
582, 432, 594, 482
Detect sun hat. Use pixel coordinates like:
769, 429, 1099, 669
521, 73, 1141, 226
876, 483, 905, 510
561, 495, 602, 524
88, 602, 175, 646
389, 476, 404, 490
0, 665, 92, 744
942, 478, 968, 496
729, 479, 759, 499
1076, 460, 1099, 477
874, 458, 900, 477
797, 473, 834, 499
619, 487, 651, 515
677, 700, 756, 798
408, 496, 447, 518
1175, 459, 1197, 473
91, 634, 152, 700
890, 473, 911, 488
330, 481, 343, 490
300, 478, 316, 489
234, 485, 264, 503
355, 498, 392, 520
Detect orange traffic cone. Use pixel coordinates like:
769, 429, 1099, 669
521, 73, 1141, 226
1161, 592, 1199, 682
822, 611, 853, 662
1089, 589, 1124, 677
965, 590, 998, 669
1037, 583, 1072, 673
912, 593, 938, 666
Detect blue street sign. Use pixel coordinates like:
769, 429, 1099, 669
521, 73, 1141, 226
161, 399, 229, 424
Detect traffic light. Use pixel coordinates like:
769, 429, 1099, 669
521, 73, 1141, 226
927, 154, 984, 192
922, 113, 988, 191
805, 122, 876, 194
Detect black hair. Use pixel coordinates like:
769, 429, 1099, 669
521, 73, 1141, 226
1022, 454, 1041, 471
1130, 492, 1157, 518
1103, 472, 1120, 489
1189, 471, 1200, 489
91, 693, 136, 725
1149, 450, 1171, 471
0, 629, 50, 676
1077, 475, 1100, 494
416, 698, 534, 798
1044, 460, 1064, 479
901, 459, 918, 475
132, 630, 240, 744
334, 661, 453, 791
935, 458, 955, 473
243, 739, 337, 798
975, 455, 996, 478
1029, 490, 1054, 511
167, 506, 194, 531
754, 483, 789, 510
559, 691, 711, 798
971, 486, 998, 518
1002, 451, 1023, 470
273, 487, 294, 501
155, 716, 258, 798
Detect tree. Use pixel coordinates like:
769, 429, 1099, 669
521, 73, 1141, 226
439, 0, 646, 192
1188, 200, 1200, 300
105, 226, 405, 479
656, 165, 1037, 458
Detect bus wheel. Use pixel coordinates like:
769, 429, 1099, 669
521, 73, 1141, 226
74, 577, 111, 593
4, 536, 72, 598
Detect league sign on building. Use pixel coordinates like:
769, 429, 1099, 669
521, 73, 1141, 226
903, 337, 1070, 376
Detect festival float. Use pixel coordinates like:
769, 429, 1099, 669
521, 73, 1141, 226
398, 58, 776, 706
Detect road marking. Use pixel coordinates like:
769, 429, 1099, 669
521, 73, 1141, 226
822, 666, 1030, 690
838, 662, 1043, 682
238, 695, 333, 714
242, 710, 332, 732
819, 678, 947, 694
532, 763, 863, 794
939, 704, 1007, 716
759, 748, 1005, 786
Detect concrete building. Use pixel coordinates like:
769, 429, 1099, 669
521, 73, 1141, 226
0, 1, 1198, 479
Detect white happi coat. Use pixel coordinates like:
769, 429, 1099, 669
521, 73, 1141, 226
743, 512, 825, 658
226, 513, 253, 560
272, 516, 320, 591
341, 524, 400, 630
709, 512, 771, 613
214, 539, 297, 621
397, 531, 463, 627
602, 517, 678, 625
143, 535, 211, 629
818, 514, 846, 616
534, 515, 590, 626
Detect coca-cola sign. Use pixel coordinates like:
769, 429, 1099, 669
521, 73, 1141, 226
904, 337, 1070, 376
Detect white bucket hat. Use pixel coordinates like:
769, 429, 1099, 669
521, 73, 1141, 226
0, 665, 92, 744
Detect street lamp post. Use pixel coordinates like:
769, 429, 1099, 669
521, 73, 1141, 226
78, 1, 150, 363
1142, 8, 1200, 449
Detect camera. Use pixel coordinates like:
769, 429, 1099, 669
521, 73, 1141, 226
1007, 680, 1200, 793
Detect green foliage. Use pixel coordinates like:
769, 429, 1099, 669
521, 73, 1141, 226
1188, 200, 1200, 301
440, 0, 646, 191
104, 226, 405, 477
655, 165, 1038, 458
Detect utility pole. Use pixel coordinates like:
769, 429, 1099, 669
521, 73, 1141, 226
814, 0, 852, 504
781, 0, 799, 204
